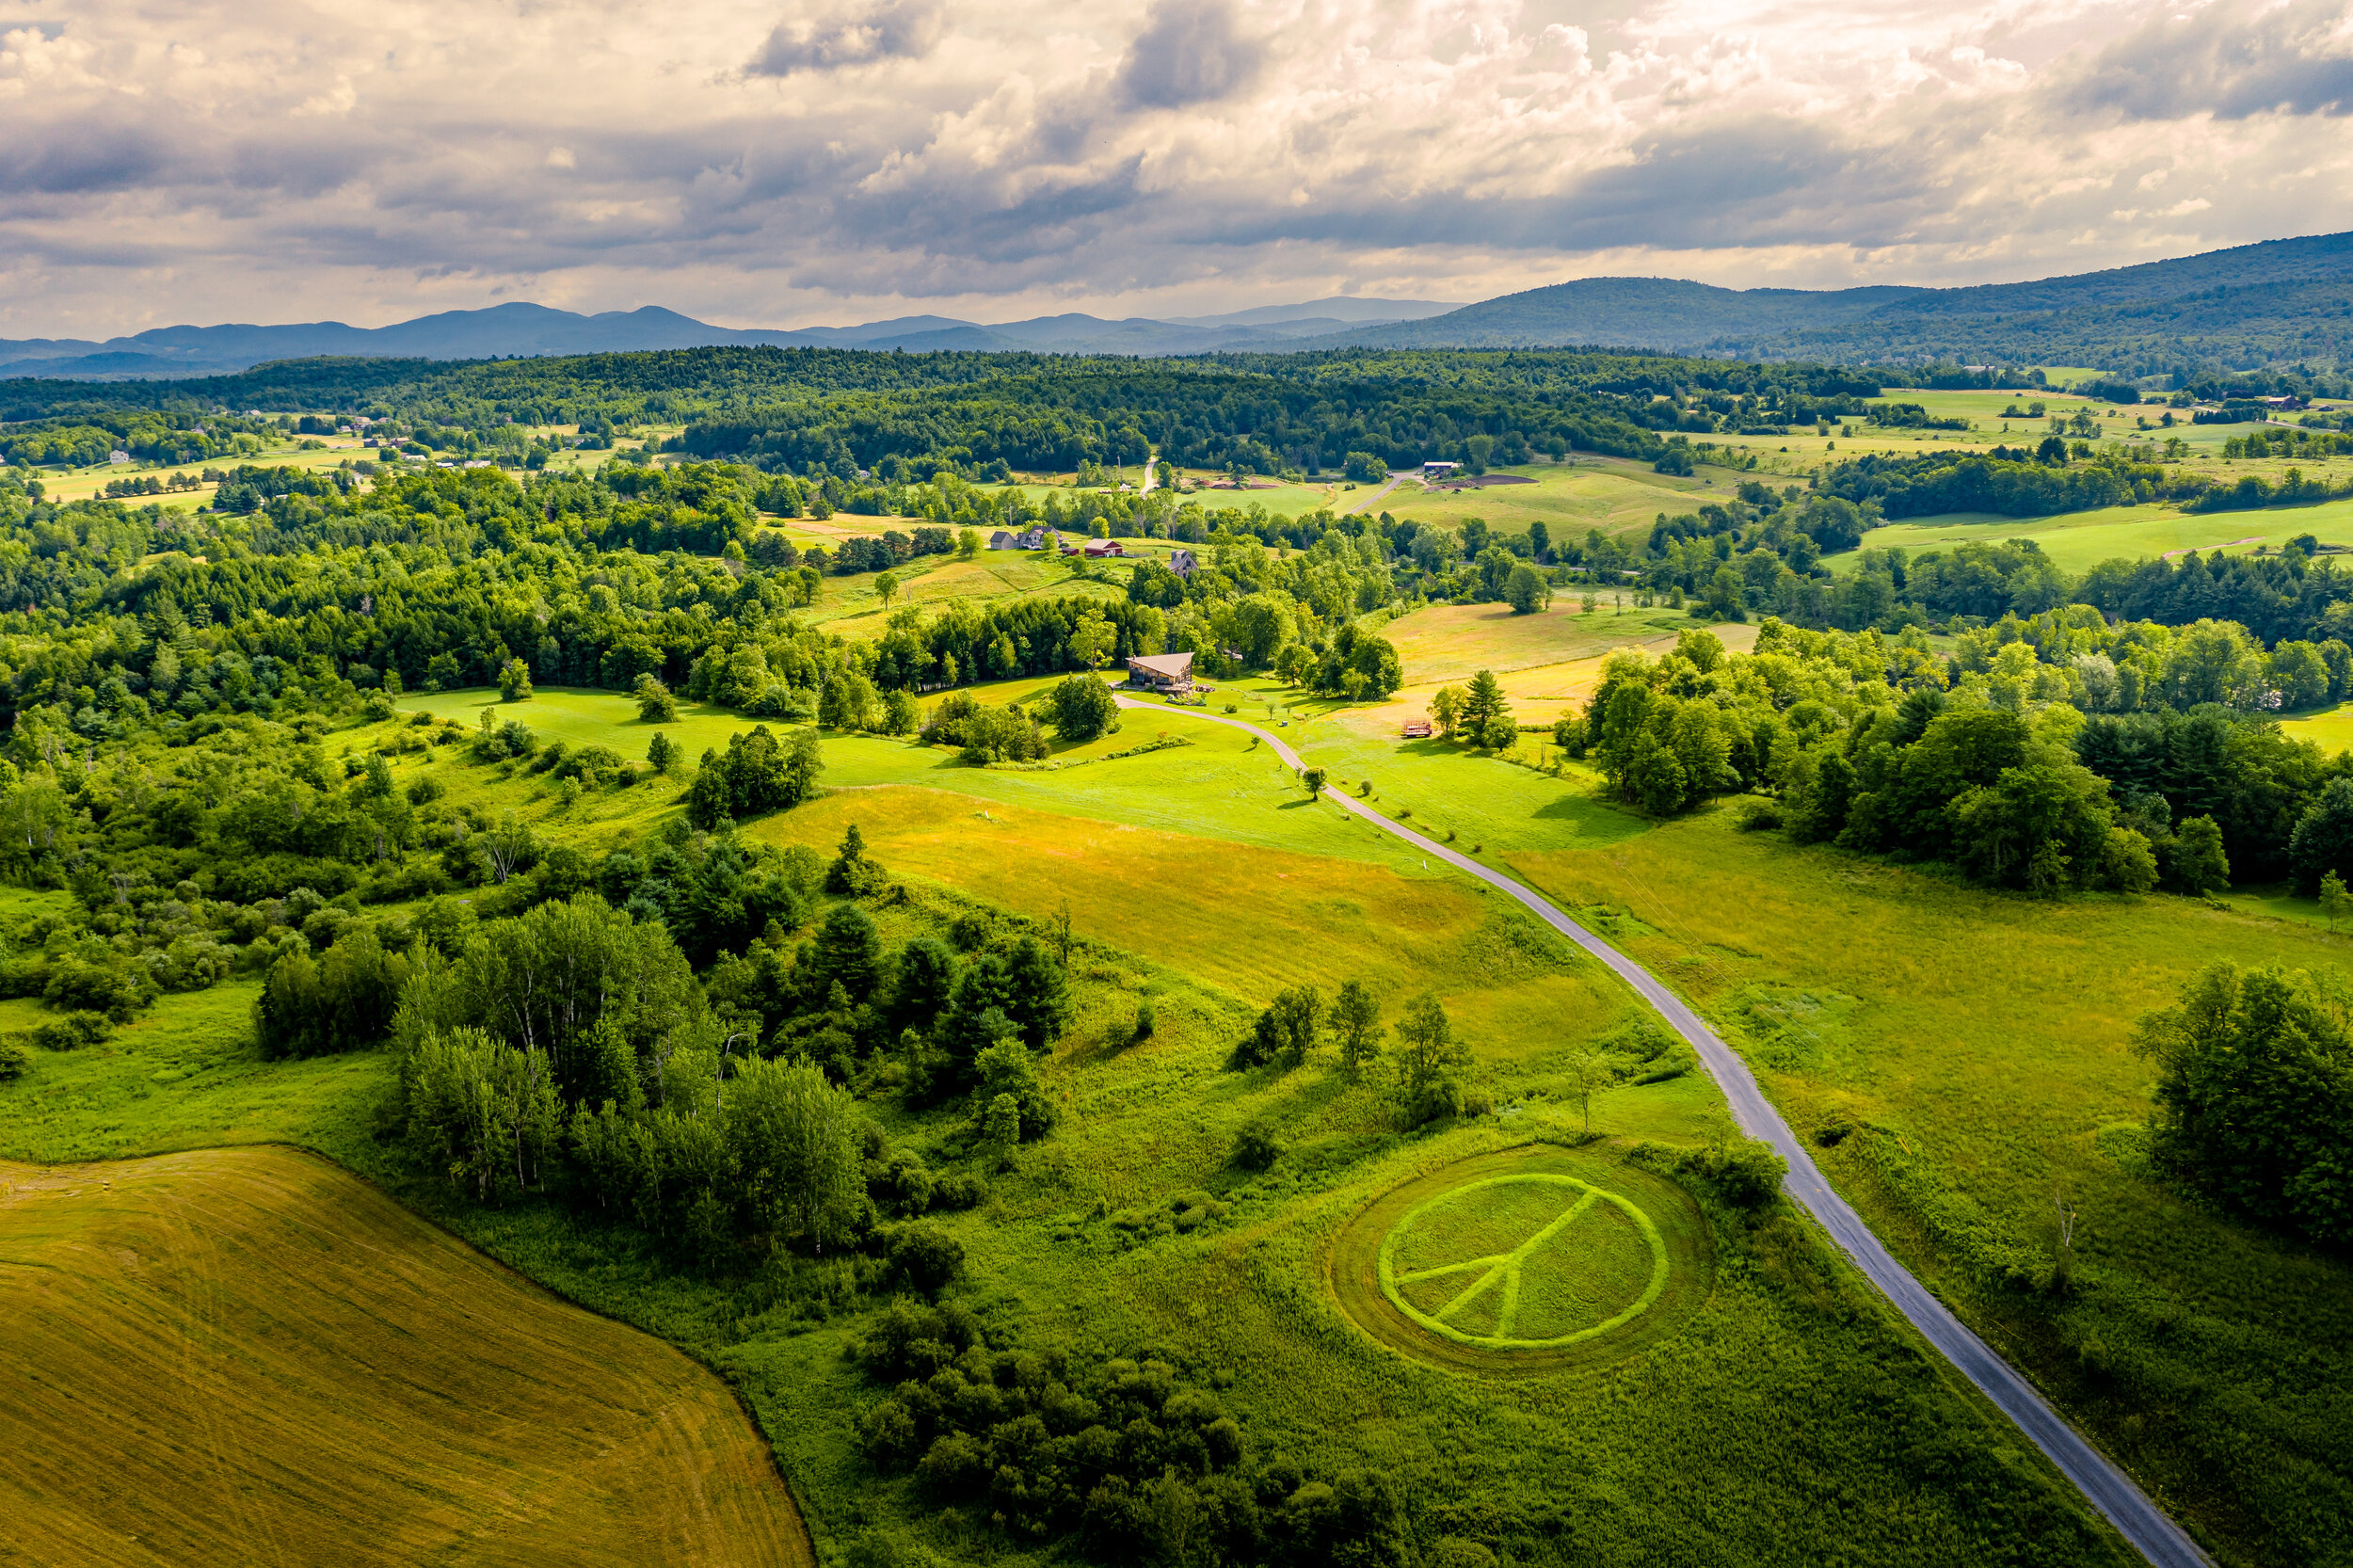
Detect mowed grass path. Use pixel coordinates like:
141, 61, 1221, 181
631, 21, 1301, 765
0, 1145, 811, 1568
1510, 811, 2353, 1562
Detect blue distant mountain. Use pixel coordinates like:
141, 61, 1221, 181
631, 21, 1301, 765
0, 298, 1463, 380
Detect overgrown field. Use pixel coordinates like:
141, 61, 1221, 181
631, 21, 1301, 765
0, 1145, 811, 1568
1509, 810, 2353, 1568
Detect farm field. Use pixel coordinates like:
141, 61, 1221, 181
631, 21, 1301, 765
1373, 458, 1721, 541
1832, 496, 2353, 572
1506, 809, 2353, 1567
0, 1144, 811, 1568
1369, 601, 1756, 724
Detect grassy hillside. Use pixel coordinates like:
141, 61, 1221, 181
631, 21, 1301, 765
1508, 810, 2353, 1568
0, 700, 2155, 1567
0, 1145, 811, 1568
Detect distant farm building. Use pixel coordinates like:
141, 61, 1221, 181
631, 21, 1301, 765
1126, 651, 1196, 692
1168, 548, 1199, 579
1422, 460, 1460, 479
1083, 537, 1128, 557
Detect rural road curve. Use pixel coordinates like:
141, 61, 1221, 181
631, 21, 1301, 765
1118, 696, 2212, 1568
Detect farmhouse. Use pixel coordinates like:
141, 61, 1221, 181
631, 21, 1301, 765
1125, 651, 1196, 692
989, 527, 1049, 551
1168, 548, 1199, 579
1083, 537, 1128, 557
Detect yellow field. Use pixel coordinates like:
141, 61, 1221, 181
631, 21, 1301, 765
0, 1146, 811, 1568
1364, 605, 1759, 728
744, 786, 1670, 1086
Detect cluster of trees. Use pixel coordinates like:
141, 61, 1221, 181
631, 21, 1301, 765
1561, 620, 2353, 901
1227, 982, 1474, 1129
2134, 964, 2353, 1249
849, 1303, 1412, 1566
683, 724, 825, 828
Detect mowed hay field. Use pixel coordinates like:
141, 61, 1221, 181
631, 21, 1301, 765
1366, 603, 1758, 726
0, 1146, 811, 1568
1835, 496, 2353, 575
1509, 812, 2353, 1563
1375, 460, 1715, 542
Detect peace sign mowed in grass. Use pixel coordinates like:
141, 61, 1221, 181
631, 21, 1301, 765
1377, 1173, 1670, 1350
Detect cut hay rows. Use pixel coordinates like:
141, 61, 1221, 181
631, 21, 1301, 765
0, 1146, 811, 1568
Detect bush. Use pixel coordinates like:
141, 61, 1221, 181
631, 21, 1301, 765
0, 1040, 28, 1080
888, 1223, 967, 1292
1673, 1139, 1787, 1208
1733, 796, 1784, 832
1232, 1119, 1283, 1171
930, 1172, 985, 1210
31, 1011, 113, 1050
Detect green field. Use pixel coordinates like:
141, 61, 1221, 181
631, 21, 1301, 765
1332, 1143, 1712, 1373
1374, 459, 1722, 541
2281, 699, 2353, 756
0, 1145, 811, 1568
1508, 808, 2353, 1566
1832, 497, 2353, 572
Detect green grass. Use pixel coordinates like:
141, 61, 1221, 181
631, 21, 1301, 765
1369, 1157, 1681, 1353
1831, 498, 2353, 573
1507, 808, 2353, 1567
2280, 699, 2353, 757
0, 701, 2185, 1566
1375, 459, 1718, 541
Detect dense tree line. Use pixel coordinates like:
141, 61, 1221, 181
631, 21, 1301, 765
1555, 619, 2353, 900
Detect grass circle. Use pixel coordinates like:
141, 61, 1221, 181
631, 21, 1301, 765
1332, 1144, 1713, 1375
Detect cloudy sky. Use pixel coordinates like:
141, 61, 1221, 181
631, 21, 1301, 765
4, 0, 2352, 337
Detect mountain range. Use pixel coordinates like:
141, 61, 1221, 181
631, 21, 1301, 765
7, 230, 2350, 381
0, 297, 1459, 380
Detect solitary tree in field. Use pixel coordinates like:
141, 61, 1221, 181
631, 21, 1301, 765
646, 730, 676, 774
2324, 870, 2352, 930
875, 570, 900, 609
634, 672, 677, 723
1302, 766, 1327, 798
1334, 980, 1384, 1077
497, 657, 533, 702
1563, 1045, 1609, 1137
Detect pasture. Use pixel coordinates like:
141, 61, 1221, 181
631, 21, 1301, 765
1374, 459, 1716, 542
0, 1145, 811, 1568
1509, 808, 2353, 1567
1833, 497, 2353, 573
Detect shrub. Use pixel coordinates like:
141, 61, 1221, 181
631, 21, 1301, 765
888, 1223, 967, 1293
31, 1011, 113, 1050
1131, 1000, 1155, 1042
1232, 1119, 1283, 1171
930, 1172, 984, 1210
1734, 796, 1784, 832
0, 1040, 28, 1080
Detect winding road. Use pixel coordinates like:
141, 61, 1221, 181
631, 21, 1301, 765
1116, 696, 2211, 1568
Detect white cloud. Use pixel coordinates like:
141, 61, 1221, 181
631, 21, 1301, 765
1, 0, 2352, 338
